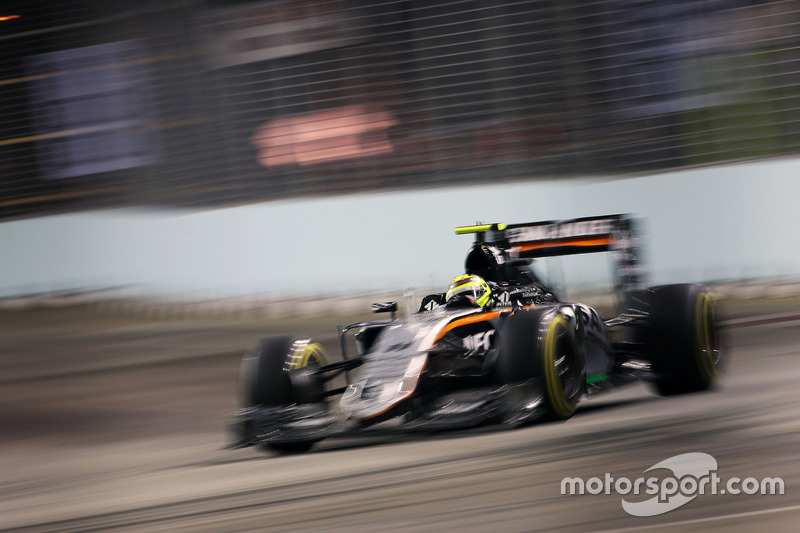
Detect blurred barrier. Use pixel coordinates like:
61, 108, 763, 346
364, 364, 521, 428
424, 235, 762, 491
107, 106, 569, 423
1, 156, 800, 301
2, 1, 800, 220
2, 281, 799, 319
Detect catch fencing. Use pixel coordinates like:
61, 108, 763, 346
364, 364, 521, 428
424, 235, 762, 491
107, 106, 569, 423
2, 0, 800, 220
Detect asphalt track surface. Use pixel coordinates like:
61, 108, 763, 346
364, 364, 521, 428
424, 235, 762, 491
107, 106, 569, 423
1, 299, 799, 532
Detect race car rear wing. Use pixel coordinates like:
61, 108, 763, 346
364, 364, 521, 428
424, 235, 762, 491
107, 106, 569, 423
455, 214, 644, 296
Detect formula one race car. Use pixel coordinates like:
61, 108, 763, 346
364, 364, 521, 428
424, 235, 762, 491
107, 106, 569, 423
230, 215, 724, 453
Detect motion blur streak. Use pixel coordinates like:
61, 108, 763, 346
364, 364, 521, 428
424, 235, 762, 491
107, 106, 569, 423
1, 2, 800, 530
0, 299, 799, 531
3, 1, 800, 217
251, 106, 398, 167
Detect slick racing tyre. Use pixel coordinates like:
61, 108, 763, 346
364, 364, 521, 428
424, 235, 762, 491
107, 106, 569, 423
642, 284, 724, 396
496, 308, 586, 420
239, 336, 328, 453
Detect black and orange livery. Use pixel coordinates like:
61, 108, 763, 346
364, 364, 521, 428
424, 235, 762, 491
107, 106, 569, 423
231, 215, 725, 453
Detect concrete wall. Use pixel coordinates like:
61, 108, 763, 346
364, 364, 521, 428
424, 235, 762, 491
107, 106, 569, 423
2, 158, 799, 300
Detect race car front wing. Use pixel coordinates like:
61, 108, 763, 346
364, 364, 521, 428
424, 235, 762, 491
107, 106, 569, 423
229, 403, 336, 448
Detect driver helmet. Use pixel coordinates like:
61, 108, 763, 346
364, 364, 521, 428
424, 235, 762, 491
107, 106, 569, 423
445, 274, 493, 308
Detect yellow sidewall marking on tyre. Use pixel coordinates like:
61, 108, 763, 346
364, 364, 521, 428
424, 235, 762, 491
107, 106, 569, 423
290, 342, 327, 370
543, 315, 575, 419
695, 293, 718, 382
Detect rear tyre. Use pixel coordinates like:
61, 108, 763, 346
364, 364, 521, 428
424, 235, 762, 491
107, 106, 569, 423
239, 336, 328, 452
496, 308, 585, 420
643, 284, 724, 396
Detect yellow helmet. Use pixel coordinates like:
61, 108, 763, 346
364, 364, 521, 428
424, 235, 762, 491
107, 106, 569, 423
445, 274, 493, 308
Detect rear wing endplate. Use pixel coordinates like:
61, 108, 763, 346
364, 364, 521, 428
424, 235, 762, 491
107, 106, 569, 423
455, 214, 644, 295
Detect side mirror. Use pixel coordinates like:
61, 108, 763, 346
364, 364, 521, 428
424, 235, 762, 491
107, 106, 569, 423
372, 301, 398, 318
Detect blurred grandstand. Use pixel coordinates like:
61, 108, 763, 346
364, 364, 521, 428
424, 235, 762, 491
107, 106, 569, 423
2, 0, 800, 220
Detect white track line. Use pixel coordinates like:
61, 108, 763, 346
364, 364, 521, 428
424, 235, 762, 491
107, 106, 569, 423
589, 502, 800, 533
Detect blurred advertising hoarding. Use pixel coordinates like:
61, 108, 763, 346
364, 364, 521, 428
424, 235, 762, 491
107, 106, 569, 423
25, 40, 157, 180
251, 106, 398, 167
202, 0, 370, 69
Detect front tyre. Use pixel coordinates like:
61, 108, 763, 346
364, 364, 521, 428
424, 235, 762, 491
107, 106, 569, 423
239, 336, 328, 453
496, 308, 586, 420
